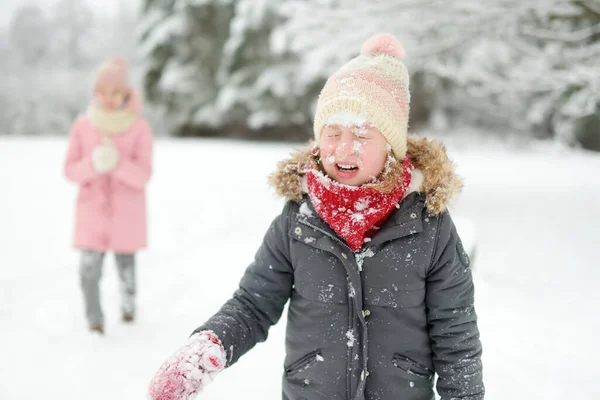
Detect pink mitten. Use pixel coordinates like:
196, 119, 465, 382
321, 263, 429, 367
148, 331, 226, 400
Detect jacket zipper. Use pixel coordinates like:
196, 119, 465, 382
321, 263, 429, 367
299, 219, 356, 400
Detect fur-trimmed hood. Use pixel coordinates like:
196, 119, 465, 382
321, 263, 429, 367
269, 135, 462, 215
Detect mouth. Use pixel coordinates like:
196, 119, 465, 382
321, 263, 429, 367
336, 163, 359, 175
337, 163, 358, 172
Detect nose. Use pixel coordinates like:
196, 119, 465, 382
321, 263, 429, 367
335, 128, 355, 157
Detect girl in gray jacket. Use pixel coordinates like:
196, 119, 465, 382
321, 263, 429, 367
148, 33, 484, 400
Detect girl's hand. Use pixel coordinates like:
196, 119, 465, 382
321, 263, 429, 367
92, 138, 119, 173
147, 331, 226, 400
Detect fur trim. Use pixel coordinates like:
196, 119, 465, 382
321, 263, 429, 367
406, 135, 463, 215
269, 135, 462, 215
269, 141, 315, 201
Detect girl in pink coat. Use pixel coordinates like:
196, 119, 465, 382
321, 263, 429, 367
64, 57, 153, 335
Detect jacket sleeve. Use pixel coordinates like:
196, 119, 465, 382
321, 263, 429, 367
64, 118, 99, 184
192, 202, 295, 367
111, 120, 153, 190
426, 212, 484, 399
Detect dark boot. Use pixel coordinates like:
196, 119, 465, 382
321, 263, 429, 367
89, 322, 104, 335
122, 312, 134, 323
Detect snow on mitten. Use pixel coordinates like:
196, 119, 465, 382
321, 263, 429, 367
92, 137, 120, 173
147, 331, 226, 400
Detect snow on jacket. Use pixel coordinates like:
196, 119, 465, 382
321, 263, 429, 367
193, 136, 484, 400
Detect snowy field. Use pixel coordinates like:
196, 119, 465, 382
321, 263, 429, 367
1, 136, 599, 400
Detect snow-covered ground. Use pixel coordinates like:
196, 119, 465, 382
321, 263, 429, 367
1, 136, 599, 399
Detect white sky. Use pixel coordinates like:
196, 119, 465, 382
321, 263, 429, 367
0, 0, 138, 28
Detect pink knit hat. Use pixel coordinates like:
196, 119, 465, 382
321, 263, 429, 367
314, 33, 410, 159
94, 56, 130, 93
93, 56, 143, 114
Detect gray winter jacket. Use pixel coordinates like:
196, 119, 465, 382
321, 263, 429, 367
194, 136, 484, 400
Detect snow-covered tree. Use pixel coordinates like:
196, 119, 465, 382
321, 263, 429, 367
140, 0, 599, 149
139, 0, 236, 135
274, 0, 557, 132
521, 0, 600, 149
0, 2, 144, 136
140, 0, 307, 138
207, 0, 314, 139
9, 5, 50, 66
51, 0, 94, 67
424, 0, 600, 149
140, 0, 533, 138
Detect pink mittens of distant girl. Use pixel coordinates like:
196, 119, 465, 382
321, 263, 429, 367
92, 137, 120, 173
147, 331, 227, 400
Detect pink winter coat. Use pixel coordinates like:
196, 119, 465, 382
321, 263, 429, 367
64, 115, 153, 253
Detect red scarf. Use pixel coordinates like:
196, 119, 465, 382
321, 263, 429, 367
306, 158, 413, 252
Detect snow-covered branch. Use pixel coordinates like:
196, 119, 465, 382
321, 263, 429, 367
574, 0, 600, 18
521, 22, 600, 43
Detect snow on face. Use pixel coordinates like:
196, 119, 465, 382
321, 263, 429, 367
319, 115, 389, 186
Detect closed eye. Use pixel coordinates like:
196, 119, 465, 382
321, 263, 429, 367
353, 126, 371, 139
322, 127, 342, 138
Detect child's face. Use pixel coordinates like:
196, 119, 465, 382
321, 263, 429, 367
319, 123, 389, 186
94, 84, 127, 111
